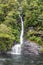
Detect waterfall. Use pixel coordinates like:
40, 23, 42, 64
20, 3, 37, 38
11, 15, 24, 54
20, 15, 24, 45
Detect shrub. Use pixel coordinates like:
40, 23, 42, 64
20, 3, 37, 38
35, 37, 43, 45
29, 36, 36, 41
0, 24, 15, 52
29, 36, 43, 45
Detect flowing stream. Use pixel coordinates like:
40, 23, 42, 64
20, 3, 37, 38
11, 15, 24, 54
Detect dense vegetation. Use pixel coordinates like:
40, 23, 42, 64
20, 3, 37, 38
0, 0, 43, 52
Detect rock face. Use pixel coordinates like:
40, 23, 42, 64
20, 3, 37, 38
21, 41, 41, 55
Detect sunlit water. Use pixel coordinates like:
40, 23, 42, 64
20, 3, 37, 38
0, 54, 43, 65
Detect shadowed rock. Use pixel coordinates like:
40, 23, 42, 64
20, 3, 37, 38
21, 40, 41, 55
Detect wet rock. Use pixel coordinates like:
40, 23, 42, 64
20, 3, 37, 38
21, 40, 42, 55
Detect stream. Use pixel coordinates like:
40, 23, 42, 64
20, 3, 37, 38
0, 54, 43, 65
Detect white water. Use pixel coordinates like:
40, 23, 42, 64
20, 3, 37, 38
20, 15, 24, 45
11, 15, 24, 54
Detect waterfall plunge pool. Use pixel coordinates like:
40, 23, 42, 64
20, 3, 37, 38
0, 54, 43, 65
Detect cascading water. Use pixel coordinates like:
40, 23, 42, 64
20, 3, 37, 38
20, 15, 24, 45
11, 15, 24, 54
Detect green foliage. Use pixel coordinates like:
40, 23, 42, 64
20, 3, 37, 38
21, 0, 43, 29
29, 36, 43, 45
0, 0, 21, 52
40, 48, 43, 53
21, 0, 43, 46
0, 0, 43, 52
0, 24, 15, 51
26, 29, 43, 45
